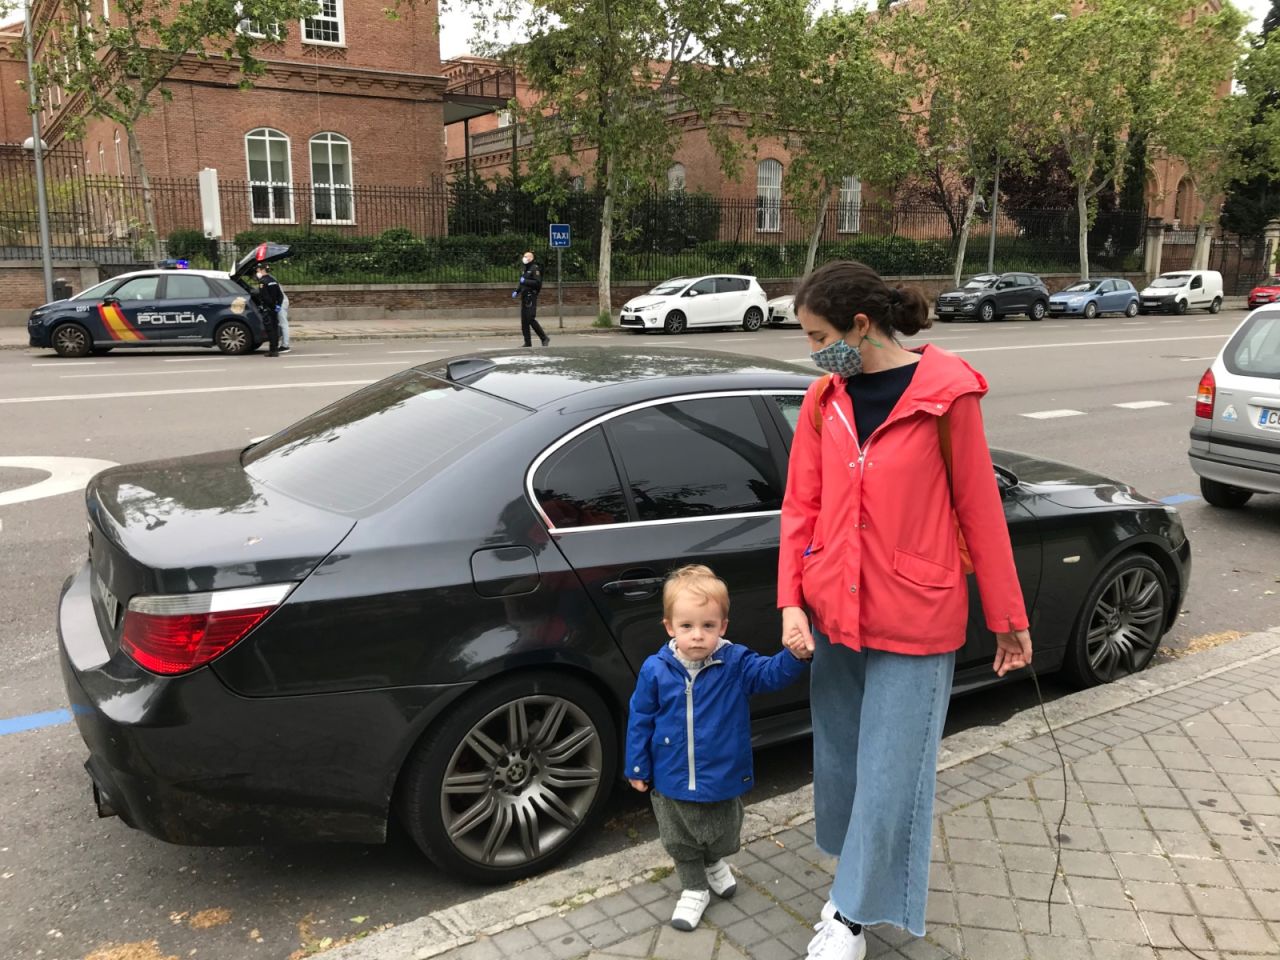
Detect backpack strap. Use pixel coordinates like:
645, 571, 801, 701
810, 374, 833, 433
936, 412, 975, 575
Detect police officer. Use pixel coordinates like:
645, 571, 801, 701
255, 262, 284, 357
514, 250, 550, 347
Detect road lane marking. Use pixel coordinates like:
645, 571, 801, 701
1022, 409, 1086, 419
954, 334, 1226, 354
58, 360, 408, 379
0, 456, 119, 506
715, 337, 756, 342
386, 349, 446, 355
1178, 357, 1218, 362
281, 352, 344, 358
1114, 401, 1171, 409
162, 357, 234, 363
1160, 493, 1200, 505
31, 361, 97, 366
0, 709, 71, 736
0, 380, 376, 404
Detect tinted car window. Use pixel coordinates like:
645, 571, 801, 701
532, 429, 628, 529
164, 275, 214, 299
772, 394, 804, 436
608, 397, 783, 521
1096, 280, 1113, 293
716, 277, 749, 293
1225, 312, 1280, 379
689, 278, 716, 295
243, 371, 526, 515
113, 276, 159, 300
1191, 275, 1203, 289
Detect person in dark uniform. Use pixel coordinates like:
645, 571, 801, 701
255, 262, 284, 357
514, 250, 550, 347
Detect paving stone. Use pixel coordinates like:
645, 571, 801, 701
721, 917, 771, 948
1077, 905, 1149, 943
630, 884, 669, 907
494, 927, 541, 954
956, 926, 1027, 960
898, 939, 955, 960
1000, 844, 1057, 875
924, 925, 963, 958
1007, 869, 1068, 904
701, 899, 746, 928
945, 838, 1002, 867
1233, 860, 1280, 890
567, 905, 609, 931
1015, 898, 1084, 938
1090, 942, 1158, 960
652, 926, 717, 960
950, 863, 1009, 897
1088, 804, 1148, 829
1024, 933, 1092, 960
1142, 808, 1203, 833
954, 892, 1020, 931
614, 908, 660, 937
1059, 849, 1119, 879
1187, 885, 1261, 920
546, 932, 592, 960
1159, 830, 1223, 859
1124, 879, 1195, 914
1202, 916, 1279, 952
924, 892, 957, 927
1129, 785, 1189, 809
1111, 852, 1178, 883
605, 932, 658, 958
1099, 827, 1161, 855
994, 818, 1050, 845
1248, 889, 1280, 922
714, 942, 749, 960
740, 938, 793, 960
1172, 857, 1238, 888
1141, 911, 1214, 951
454, 939, 505, 960
579, 919, 628, 950
1064, 875, 1128, 908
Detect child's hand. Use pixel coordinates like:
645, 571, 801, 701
628, 778, 649, 792
783, 631, 813, 660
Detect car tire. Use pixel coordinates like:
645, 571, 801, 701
1175, 299, 1188, 315
1125, 301, 1139, 318
1064, 553, 1170, 688
1083, 301, 1098, 319
742, 307, 764, 332
214, 320, 252, 355
1209, 297, 1222, 314
1137, 307, 1148, 316
1028, 300, 1047, 321
51, 322, 92, 358
1199, 476, 1253, 509
398, 671, 617, 884
663, 311, 687, 335
979, 301, 996, 323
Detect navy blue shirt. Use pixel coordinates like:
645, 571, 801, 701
848, 359, 919, 445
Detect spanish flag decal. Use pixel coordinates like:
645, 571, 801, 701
98, 303, 144, 341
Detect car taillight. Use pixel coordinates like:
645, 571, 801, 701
121, 583, 294, 675
1195, 368, 1215, 420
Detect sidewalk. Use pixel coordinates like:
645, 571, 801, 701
330, 629, 1280, 960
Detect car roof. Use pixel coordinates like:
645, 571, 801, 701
107, 269, 231, 281
657, 274, 755, 282
417, 346, 815, 410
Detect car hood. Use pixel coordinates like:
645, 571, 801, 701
1140, 284, 1184, 296
768, 295, 794, 307
232, 242, 292, 279
623, 296, 671, 310
938, 286, 989, 297
992, 448, 1159, 510
1250, 285, 1280, 296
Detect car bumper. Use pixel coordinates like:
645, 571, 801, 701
619, 313, 660, 329
1139, 299, 1176, 313
28, 325, 50, 347
1047, 302, 1086, 315
935, 303, 978, 320
1189, 449, 1280, 494
58, 561, 471, 846
1248, 299, 1276, 310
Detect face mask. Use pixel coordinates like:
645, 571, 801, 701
811, 338, 863, 377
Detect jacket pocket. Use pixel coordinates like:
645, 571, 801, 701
892, 548, 957, 589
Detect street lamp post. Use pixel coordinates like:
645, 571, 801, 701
23, 0, 55, 304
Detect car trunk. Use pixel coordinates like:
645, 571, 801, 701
1208, 312, 1280, 466
85, 449, 355, 657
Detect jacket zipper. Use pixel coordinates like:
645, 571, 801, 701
831, 399, 874, 467
680, 657, 722, 792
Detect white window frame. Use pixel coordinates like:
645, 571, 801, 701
245, 128, 295, 224
302, 0, 345, 46
97, 143, 105, 173
667, 163, 686, 193
837, 175, 861, 234
756, 159, 782, 234
113, 129, 122, 173
310, 132, 355, 225
102, 0, 109, 21
496, 109, 512, 128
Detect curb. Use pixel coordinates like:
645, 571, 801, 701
323, 626, 1280, 960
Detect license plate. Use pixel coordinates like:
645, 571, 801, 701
1259, 407, 1280, 429
95, 573, 120, 627
937, 305, 954, 313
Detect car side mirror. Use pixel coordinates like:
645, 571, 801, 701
684, 289, 698, 297
102, 296, 119, 305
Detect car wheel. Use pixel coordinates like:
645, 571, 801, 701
1199, 476, 1253, 509
979, 301, 996, 323
51, 322, 92, 358
1083, 301, 1098, 319
1209, 297, 1222, 314
1125, 301, 1139, 318
1029, 300, 1047, 321
214, 321, 252, 354
663, 311, 687, 335
1175, 299, 1188, 315
742, 307, 764, 332
398, 671, 617, 883
1064, 553, 1169, 688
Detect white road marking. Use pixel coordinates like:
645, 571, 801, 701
162, 357, 233, 363
386, 349, 446, 355
1178, 356, 1219, 362
31, 361, 97, 367
0, 380, 376, 404
63, 368, 227, 379
0, 456, 119, 506
281, 352, 344, 358
1114, 400, 1171, 409
1120, 323, 1151, 328
715, 337, 757, 342
1021, 409, 1087, 419
954, 334, 1226, 354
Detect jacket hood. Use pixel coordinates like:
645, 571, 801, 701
821, 344, 988, 417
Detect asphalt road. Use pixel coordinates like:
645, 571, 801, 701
1, 310, 1277, 960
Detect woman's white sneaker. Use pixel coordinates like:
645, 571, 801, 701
805, 917, 866, 960
706, 860, 737, 898
670, 889, 711, 931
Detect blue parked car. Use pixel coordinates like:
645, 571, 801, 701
1048, 278, 1139, 319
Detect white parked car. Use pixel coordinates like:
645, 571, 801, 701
767, 294, 797, 326
1139, 270, 1223, 315
619, 275, 768, 334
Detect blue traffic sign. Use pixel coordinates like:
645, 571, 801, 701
550, 223, 571, 248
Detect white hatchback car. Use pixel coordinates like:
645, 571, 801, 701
1189, 306, 1280, 507
619, 275, 768, 334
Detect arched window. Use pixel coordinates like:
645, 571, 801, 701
97, 143, 105, 174
571, 175, 585, 192
1174, 177, 1194, 225
246, 128, 293, 222
667, 163, 686, 193
756, 159, 782, 233
310, 132, 353, 223
837, 175, 861, 234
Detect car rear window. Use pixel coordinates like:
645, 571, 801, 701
1224, 312, 1280, 380
243, 370, 526, 514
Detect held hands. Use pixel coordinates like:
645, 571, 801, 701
994, 629, 1033, 677
781, 606, 814, 660
628, 778, 649, 792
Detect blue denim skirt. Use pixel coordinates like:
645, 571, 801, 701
810, 628, 955, 937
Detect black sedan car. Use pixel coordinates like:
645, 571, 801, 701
59, 348, 1190, 882
935, 272, 1050, 322
28, 244, 289, 357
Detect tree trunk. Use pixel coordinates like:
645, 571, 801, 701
126, 128, 161, 264
1077, 181, 1091, 281
952, 184, 982, 286
597, 158, 614, 321
804, 190, 831, 276
1192, 222, 1210, 270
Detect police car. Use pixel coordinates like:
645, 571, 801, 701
28, 244, 289, 358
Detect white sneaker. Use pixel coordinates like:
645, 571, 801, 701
821, 899, 838, 922
806, 917, 866, 960
670, 889, 711, 931
706, 859, 737, 898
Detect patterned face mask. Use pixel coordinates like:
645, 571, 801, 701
811, 338, 863, 377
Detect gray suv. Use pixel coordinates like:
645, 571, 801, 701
935, 272, 1050, 322
1189, 307, 1280, 507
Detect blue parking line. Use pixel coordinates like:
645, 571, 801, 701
1160, 493, 1201, 506
0, 708, 72, 736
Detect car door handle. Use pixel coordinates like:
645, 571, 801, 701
603, 576, 664, 599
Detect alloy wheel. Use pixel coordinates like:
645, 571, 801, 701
216, 322, 250, 354
53, 324, 90, 358
1084, 566, 1165, 683
743, 308, 763, 331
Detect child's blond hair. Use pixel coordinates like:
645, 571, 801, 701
662, 564, 730, 621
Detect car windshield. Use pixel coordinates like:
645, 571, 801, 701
1224, 311, 1280, 380
71, 279, 120, 301
1151, 276, 1189, 288
1264, 277, 1280, 286
649, 281, 688, 296
242, 370, 527, 515
1064, 282, 1099, 293
962, 277, 996, 290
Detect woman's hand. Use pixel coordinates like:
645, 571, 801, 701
782, 606, 814, 659
628, 778, 649, 792
993, 629, 1032, 677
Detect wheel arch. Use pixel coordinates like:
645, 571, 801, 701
1084, 536, 1184, 636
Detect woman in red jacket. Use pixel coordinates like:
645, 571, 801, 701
778, 261, 1032, 960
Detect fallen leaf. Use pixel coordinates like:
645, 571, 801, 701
349, 917, 367, 925
247, 930, 260, 940
85, 942, 179, 960
188, 909, 231, 930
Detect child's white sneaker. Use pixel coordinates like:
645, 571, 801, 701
671, 889, 711, 930
706, 859, 737, 898
806, 916, 866, 960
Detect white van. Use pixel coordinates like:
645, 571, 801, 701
1139, 270, 1224, 315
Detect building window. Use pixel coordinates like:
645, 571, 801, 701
756, 159, 782, 233
837, 175, 861, 234
97, 143, 105, 173
1174, 177, 1194, 225
310, 132, 353, 223
113, 130, 122, 173
571, 175, 585, 192
303, 0, 344, 45
496, 109, 512, 128
246, 128, 293, 222
667, 163, 686, 193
